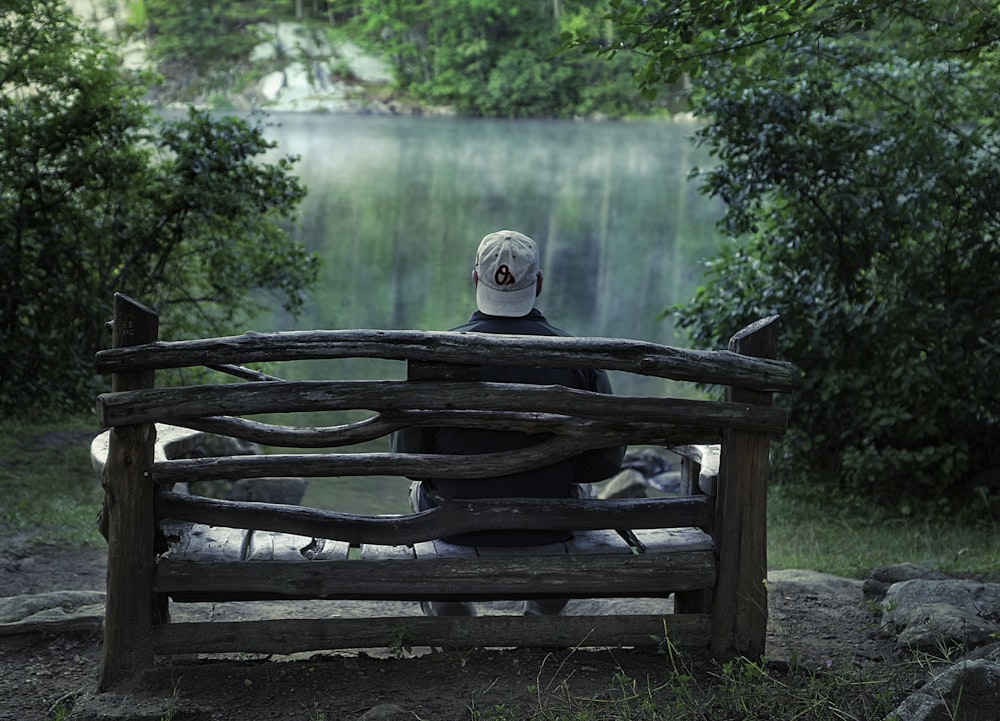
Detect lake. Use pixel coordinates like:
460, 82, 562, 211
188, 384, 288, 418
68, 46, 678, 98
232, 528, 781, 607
251, 113, 725, 513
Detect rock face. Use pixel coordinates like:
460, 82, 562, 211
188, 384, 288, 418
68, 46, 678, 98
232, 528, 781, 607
69, 3, 404, 114
248, 23, 394, 112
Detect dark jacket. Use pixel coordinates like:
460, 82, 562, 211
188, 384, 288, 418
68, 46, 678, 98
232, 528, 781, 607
391, 309, 625, 545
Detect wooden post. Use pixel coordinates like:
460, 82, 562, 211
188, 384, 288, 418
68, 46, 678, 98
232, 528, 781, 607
674, 449, 711, 614
710, 316, 780, 659
98, 294, 160, 691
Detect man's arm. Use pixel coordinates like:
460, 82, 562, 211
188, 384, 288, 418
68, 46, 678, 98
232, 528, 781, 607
572, 369, 626, 483
390, 427, 435, 454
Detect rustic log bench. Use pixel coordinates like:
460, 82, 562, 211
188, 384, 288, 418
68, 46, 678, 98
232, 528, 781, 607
93, 293, 794, 690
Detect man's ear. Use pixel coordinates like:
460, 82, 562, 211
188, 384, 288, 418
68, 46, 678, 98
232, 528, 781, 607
472, 269, 479, 286
535, 271, 543, 297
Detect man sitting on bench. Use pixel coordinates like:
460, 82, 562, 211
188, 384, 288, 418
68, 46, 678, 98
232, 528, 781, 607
392, 229, 625, 616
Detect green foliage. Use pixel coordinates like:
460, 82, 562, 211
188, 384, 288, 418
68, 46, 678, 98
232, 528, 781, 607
0, 1, 318, 417
348, 0, 660, 118
143, 0, 270, 70
591, 2, 1000, 515
584, 1, 1000, 95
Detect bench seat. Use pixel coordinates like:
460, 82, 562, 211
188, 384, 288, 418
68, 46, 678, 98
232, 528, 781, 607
157, 523, 716, 603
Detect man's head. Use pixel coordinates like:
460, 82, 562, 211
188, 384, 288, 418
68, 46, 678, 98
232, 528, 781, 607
473, 230, 542, 317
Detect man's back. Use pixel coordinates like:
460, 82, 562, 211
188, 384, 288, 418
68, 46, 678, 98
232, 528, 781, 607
393, 230, 623, 547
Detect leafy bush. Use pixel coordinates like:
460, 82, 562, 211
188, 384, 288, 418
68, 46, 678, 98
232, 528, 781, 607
677, 40, 1000, 514
0, 1, 318, 417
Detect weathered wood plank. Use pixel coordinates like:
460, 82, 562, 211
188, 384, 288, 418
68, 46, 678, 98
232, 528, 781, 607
245, 530, 317, 562
302, 538, 351, 561
633, 528, 713, 553
153, 614, 714, 655
156, 551, 717, 602
98, 293, 159, 692
95, 328, 796, 392
406, 529, 713, 566
154, 493, 716, 546
475, 542, 569, 558
413, 539, 477, 559
564, 529, 628, 554
359, 543, 415, 560
162, 524, 250, 562
711, 317, 778, 660
671, 444, 721, 496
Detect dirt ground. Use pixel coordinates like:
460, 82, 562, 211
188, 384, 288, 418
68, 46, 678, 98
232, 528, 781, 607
0, 540, 907, 721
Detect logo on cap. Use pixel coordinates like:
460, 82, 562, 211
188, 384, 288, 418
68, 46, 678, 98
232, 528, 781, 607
494, 265, 516, 286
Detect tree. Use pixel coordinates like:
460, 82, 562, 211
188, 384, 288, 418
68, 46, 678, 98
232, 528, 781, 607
0, 1, 318, 417
587, 1, 1000, 514
349, 0, 658, 117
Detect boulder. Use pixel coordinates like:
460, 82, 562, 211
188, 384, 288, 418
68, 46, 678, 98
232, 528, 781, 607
881, 579, 1000, 653
864, 563, 947, 601
884, 659, 1000, 721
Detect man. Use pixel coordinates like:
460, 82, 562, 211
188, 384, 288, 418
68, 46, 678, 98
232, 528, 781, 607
392, 229, 625, 616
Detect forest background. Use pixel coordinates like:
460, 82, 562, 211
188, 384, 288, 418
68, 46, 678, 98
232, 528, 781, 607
2, 0, 999, 530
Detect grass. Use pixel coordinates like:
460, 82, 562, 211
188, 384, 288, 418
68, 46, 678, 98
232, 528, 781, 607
463, 642, 921, 721
768, 484, 1000, 579
0, 415, 105, 548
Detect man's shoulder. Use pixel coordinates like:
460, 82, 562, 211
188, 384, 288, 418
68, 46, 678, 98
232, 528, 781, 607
451, 310, 573, 337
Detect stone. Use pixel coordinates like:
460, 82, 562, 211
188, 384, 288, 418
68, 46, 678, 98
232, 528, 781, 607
769, 569, 865, 598
864, 563, 947, 601
259, 70, 286, 100
622, 447, 674, 477
0, 591, 106, 636
225, 477, 308, 505
359, 703, 413, 721
881, 579, 1000, 653
182, 433, 262, 459
337, 41, 393, 84
884, 659, 1000, 721
597, 469, 649, 499
249, 38, 277, 63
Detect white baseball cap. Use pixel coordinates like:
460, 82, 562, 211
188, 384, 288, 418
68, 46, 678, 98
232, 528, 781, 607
474, 230, 540, 317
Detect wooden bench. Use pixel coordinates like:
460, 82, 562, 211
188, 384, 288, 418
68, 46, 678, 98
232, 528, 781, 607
93, 293, 794, 690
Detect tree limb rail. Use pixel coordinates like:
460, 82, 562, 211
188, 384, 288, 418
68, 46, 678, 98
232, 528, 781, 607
94, 327, 796, 392
150, 429, 684, 485
96, 380, 790, 432
164, 411, 724, 448
155, 493, 716, 545
173, 413, 403, 448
